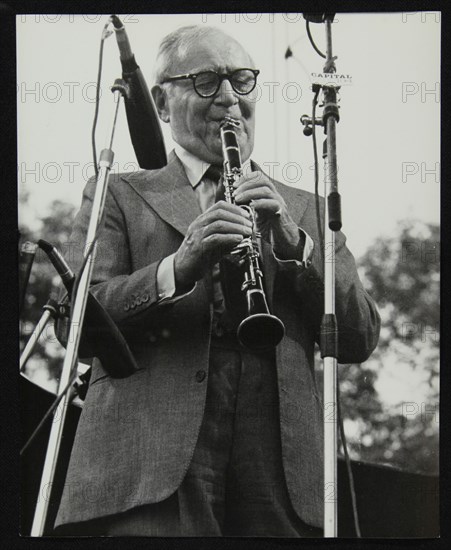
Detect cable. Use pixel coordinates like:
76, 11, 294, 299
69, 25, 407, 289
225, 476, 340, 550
306, 20, 326, 59
20, 348, 79, 456
91, 21, 113, 178
311, 88, 324, 266
337, 394, 362, 537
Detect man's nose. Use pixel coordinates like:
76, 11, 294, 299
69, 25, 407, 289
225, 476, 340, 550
213, 78, 239, 107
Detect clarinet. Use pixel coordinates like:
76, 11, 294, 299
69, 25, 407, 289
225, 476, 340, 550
219, 116, 285, 351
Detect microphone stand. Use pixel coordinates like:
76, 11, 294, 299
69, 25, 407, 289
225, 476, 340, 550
299, 15, 342, 536
19, 293, 61, 373
30, 78, 128, 536
320, 17, 341, 537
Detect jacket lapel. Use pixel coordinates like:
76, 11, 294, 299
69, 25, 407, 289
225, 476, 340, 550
251, 161, 310, 307
123, 151, 202, 236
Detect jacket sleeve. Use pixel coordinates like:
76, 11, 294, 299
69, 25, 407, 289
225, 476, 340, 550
65, 176, 184, 331
280, 195, 381, 364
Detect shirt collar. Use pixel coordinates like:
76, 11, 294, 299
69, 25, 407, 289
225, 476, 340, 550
174, 143, 252, 188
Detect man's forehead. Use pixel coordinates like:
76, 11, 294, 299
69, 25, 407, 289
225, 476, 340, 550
175, 34, 253, 73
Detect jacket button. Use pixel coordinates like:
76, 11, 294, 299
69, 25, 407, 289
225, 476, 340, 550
161, 328, 171, 339
124, 302, 130, 311
142, 293, 150, 303
195, 370, 206, 383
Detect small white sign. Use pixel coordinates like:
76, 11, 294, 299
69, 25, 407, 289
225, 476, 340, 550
310, 72, 353, 87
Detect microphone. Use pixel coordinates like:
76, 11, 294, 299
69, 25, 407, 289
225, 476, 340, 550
110, 14, 167, 170
110, 14, 134, 71
38, 239, 74, 289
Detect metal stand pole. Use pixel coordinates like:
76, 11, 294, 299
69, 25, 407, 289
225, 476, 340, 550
322, 137, 338, 537
20, 298, 59, 372
30, 79, 128, 536
321, 17, 342, 538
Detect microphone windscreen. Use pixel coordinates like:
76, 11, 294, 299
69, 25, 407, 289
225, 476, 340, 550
122, 66, 167, 170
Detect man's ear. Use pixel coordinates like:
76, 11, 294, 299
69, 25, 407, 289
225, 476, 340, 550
151, 84, 170, 123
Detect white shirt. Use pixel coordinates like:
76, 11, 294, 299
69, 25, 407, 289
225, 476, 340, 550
156, 144, 314, 302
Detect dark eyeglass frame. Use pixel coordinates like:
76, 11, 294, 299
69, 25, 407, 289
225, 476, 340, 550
160, 68, 260, 98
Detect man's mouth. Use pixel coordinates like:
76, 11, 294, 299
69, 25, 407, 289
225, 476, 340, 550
209, 115, 242, 125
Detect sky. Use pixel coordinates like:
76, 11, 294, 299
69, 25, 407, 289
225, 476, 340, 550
17, 12, 440, 258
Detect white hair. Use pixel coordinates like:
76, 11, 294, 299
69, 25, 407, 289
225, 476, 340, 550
153, 25, 253, 84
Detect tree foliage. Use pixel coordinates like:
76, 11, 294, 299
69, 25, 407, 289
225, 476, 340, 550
337, 220, 439, 474
19, 197, 76, 387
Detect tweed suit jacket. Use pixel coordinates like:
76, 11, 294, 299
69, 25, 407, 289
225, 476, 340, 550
55, 151, 380, 529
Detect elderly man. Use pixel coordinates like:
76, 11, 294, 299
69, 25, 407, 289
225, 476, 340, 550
54, 25, 380, 537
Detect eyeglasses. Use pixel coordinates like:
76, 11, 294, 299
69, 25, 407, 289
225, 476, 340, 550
160, 68, 260, 98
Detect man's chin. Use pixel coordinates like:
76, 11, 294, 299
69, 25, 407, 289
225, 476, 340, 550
203, 133, 225, 163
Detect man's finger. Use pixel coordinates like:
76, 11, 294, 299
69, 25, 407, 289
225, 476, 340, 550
234, 186, 274, 204
203, 220, 253, 238
203, 233, 245, 253
249, 198, 281, 215
202, 205, 252, 226
233, 173, 275, 191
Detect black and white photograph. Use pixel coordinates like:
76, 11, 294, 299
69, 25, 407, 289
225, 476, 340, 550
17, 12, 440, 538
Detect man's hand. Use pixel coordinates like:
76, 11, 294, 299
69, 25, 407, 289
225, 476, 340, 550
232, 171, 302, 260
174, 201, 253, 290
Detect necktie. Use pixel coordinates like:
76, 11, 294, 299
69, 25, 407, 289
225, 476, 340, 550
204, 164, 225, 204
205, 164, 223, 185
215, 175, 226, 203
203, 166, 227, 323
205, 166, 247, 335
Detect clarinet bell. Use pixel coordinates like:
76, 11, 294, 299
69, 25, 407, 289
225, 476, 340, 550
237, 289, 285, 351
